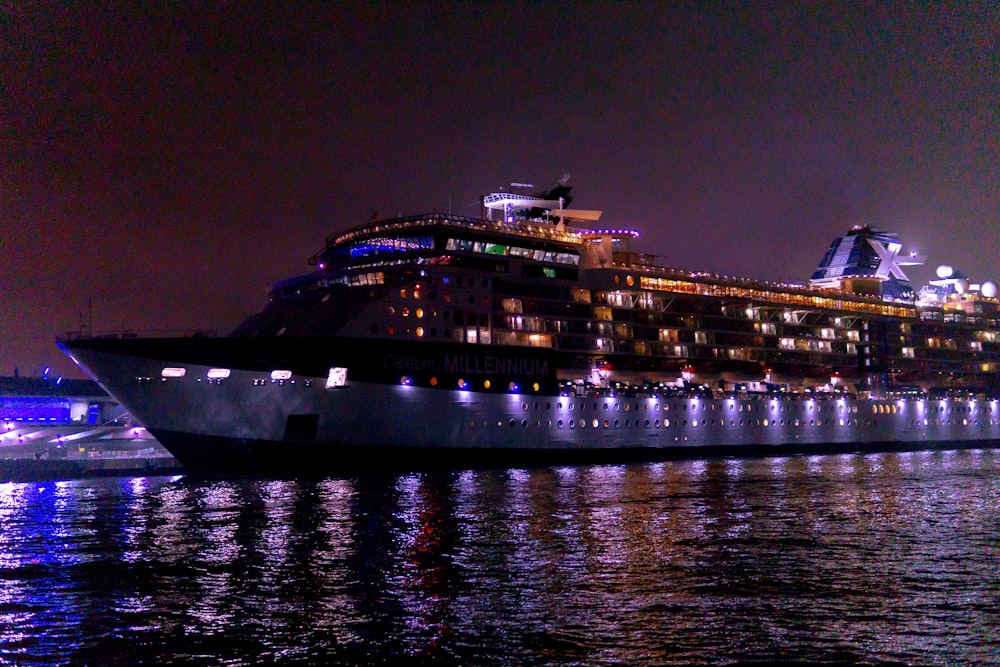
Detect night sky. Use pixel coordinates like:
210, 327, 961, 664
3, 2, 998, 379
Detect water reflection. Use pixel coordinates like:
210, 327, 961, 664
0, 449, 995, 665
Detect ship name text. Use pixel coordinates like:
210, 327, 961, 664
383, 353, 549, 377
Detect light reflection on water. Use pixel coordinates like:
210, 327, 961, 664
0, 449, 996, 665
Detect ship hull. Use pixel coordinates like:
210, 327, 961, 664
60, 337, 1000, 475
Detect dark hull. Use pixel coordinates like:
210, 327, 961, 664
153, 428, 1000, 477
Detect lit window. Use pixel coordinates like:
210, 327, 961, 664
271, 370, 292, 380
206, 368, 230, 379
416, 326, 425, 337
161, 367, 186, 378
416, 308, 424, 318
326, 367, 347, 388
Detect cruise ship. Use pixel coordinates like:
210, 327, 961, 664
59, 180, 1000, 474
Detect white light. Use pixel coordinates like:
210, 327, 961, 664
207, 368, 231, 379
326, 367, 347, 388
271, 370, 293, 380
161, 367, 186, 378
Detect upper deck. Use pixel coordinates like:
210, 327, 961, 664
313, 213, 586, 265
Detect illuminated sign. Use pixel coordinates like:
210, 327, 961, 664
326, 367, 348, 388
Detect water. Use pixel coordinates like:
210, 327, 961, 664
1, 449, 998, 666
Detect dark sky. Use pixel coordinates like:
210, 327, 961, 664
3, 2, 998, 379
